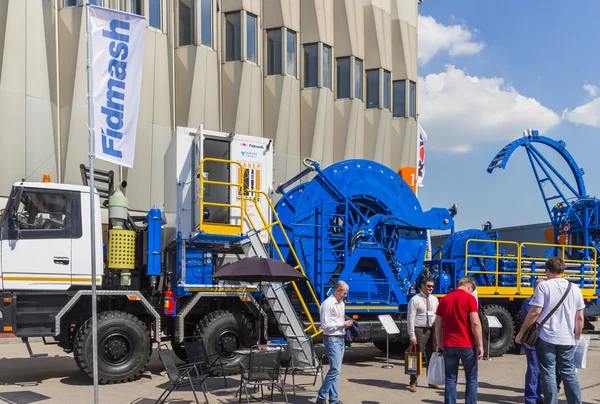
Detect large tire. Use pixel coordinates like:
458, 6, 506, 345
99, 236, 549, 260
195, 310, 253, 376
74, 311, 151, 384
373, 340, 410, 354
482, 304, 515, 357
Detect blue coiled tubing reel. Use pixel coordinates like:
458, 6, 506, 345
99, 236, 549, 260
273, 159, 453, 312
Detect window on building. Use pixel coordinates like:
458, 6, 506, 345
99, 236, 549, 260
354, 58, 363, 100
323, 44, 332, 89
225, 12, 241, 61
126, 0, 143, 15
366, 69, 379, 109
336, 57, 351, 99
286, 30, 296, 76
383, 70, 391, 110
393, 80, 406, 118
247, 13, 257, 63
304, 44, 318, 88
267, 29, 282, 75
201, 0, 212, 47
409, 80, 416, 118
65, 0, 101, 5
149, 0, 161, 29
178, 0, 194, 46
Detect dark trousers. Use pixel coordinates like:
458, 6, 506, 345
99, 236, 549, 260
410, 326, 436, 385
525, 347, 544, 403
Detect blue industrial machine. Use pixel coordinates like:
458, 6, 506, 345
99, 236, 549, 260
422, 130, 599, 357
273, 158, 454, 313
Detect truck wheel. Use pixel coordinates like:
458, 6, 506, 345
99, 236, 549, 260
195, 310, 253, 376
74, 311, 151, 384
482, 304, 514, 357
373, 340, 410, 354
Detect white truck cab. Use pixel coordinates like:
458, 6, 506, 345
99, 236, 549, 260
0, 182, 103, 291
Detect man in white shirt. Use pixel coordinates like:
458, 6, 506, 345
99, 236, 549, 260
316, 281, 353, 404
407, 277, 441, 392
516, 256, 585, 404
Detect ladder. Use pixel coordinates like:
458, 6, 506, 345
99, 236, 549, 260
240, 230, 318, 368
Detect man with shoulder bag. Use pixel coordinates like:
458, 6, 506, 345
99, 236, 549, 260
515, 257, 585, 404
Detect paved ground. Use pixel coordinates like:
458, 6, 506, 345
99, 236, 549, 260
0, 338, 599, 404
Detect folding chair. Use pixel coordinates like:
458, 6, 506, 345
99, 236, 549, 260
184, 335, 228, 387
238, 346, 289, 404
283, 338, 324, 395
156, 343, 210, 404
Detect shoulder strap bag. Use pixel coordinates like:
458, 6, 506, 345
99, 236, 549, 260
521, 281, 571, 346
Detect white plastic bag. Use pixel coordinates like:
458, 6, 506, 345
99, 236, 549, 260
574, 335, 590, 369
427, 352, 445, 386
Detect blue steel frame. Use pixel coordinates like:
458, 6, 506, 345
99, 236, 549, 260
488, 132, 600, 295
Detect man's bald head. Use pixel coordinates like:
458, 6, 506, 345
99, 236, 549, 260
333, 281, 349, 302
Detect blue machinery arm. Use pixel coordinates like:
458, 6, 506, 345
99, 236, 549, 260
487, 132, 587, 230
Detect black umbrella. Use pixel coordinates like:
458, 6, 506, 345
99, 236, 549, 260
212, 257, 305, 283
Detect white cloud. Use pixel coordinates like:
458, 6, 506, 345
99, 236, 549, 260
583, 83, 598, 97
418, 15, 485, 64
562, 98, 600, 128
419, 65, 561, 152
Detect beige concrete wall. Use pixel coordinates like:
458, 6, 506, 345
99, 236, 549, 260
333, 0, 365, 162
0, 0, 420, 208
300, 1, 335, 169
263, 0, 300, 188
363, 0, 394, 167
175, 46, 221, 132
391, 0, 419, 172
0, 0, 57, 194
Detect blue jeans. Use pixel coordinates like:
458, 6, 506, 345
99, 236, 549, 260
317, 336, 345, 403
525, 347, 544, 403
443, 347, 478, 404
535, 338, 581, 404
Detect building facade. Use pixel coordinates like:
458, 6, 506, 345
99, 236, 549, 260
0, 0, 420, 212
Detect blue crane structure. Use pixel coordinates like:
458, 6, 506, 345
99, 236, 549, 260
487, 129, 599, 295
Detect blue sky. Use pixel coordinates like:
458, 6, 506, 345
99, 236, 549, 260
416, 0, 600, 232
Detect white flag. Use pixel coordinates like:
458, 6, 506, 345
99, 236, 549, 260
417, 120, 427, 188
88, 5, 145, 168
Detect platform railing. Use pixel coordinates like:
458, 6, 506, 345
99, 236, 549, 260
198, 158, 245, 236
242, 189, 322, 338
520, 242, 597, 297
464, 239, 520, 296
464, 239, 598, 298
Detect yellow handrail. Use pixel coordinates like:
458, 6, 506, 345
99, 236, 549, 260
520, 242, 597, 296
243, 189, 323, 338
198, 158, 245, 235
464, 238, 598, 297
465, 239, 520, 295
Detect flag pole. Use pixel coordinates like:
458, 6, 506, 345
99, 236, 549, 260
85, 4, 100, 403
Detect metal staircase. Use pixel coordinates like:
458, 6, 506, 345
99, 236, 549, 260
241, 230, 318, 368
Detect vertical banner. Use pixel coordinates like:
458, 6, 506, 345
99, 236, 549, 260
89, 5, 145, 168
417, 120, 427, 188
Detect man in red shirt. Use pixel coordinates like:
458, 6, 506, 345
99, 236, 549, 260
435, 277, 484, 404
